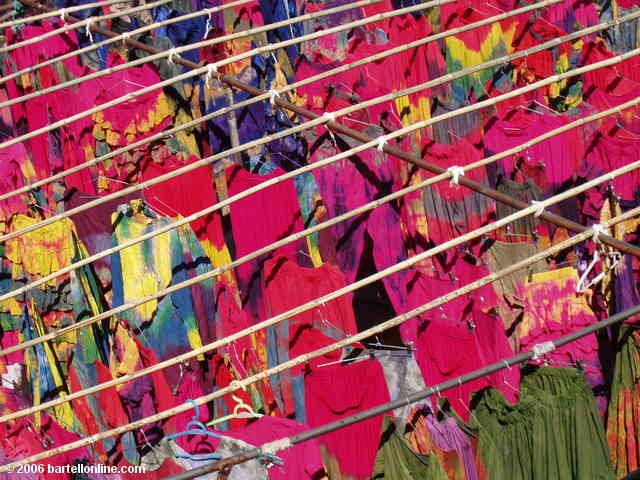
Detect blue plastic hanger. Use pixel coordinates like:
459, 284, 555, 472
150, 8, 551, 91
166, 400, 222, 461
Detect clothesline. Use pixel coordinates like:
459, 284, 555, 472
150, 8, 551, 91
0, 0, 603, 206
0, 91, 635, 360
0, 0, 429, 109
2, 5, 638, 261
0, 0, 257, 86
2, 2, 639, 476
0, 0, 134, 29
2, 42, 639, 305
1, 200, 636, 471
2, 155, 638, 427
164, 299, 640, 480
0, 0, 174, 54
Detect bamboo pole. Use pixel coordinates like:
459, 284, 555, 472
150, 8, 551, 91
2, 149, 639, 424
0, 0, 256, 86
0, 0, 143, 29
1, 42, 639, 263
2, 42, 640, 309
0, 0, 174, 54
2, 93, 638, 360
1, 200, 636, 470
1, 0, 390, 102
3, 0, 604, 204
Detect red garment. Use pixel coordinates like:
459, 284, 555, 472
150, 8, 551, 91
216, 281, 280, 417
225, 164, 305, 316
264, 255, 358, 372
582, 38, 640, 94
511, 18, 570, 80
418, 310, 519, 421
69, 359, 132, 463
225, 416, 325, 480
142, 154, 226, 254
263, 255, 358, 418
304, 359, 390, 480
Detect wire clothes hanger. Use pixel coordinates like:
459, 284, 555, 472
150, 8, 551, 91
206, 393, 262, 427
166, 400, 223, 461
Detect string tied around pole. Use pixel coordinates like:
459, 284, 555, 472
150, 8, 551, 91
261, 438, 292, 455
531, 200, 545, 217
531, 341, 555, 360
205, 63, 218, 88
167, 48, 179, 64
60, 8, 68, 23
268, 89, 281, 106
591, 223, 606, 243
323, 111, 336, 123
120, 31, 132, 46
447, 166, 465, 185
377, 137, 387, 152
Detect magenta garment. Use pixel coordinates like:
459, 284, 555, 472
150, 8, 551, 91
581, 130, 640, 202
418, 310, 518, 422
170, 368, 212, 454
0, 144, 36, 229
484, 110, 584, 192
4, 21, 94, 190
398, 258, 515, 421
225, 416, 325, 480
310, 138, 408, 322
304, 359, 390, 479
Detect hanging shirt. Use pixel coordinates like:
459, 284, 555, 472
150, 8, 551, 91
304, 359, 390, 480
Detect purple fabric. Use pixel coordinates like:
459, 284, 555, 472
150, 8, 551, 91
616, 253, 640, 323
424, 413, 478, 480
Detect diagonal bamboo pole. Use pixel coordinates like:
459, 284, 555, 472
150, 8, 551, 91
0, 0, 173, 54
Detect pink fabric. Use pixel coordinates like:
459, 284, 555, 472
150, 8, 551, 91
225, 416, 325, 480
582, 131, 640, 201
304, 359, 390, 479
5, 21, 94, 193
398, 258, 512, 421
418, 310, 519, 421
516, 274, 602, 378
485, 110, 584, 191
